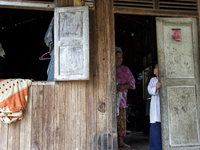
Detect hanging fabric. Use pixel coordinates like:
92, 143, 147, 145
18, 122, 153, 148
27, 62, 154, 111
0, 79, 32, 124
44, 17, 54, 81
0, 43, 6, 58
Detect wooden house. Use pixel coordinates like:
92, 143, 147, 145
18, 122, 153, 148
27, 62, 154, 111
0, 0, 199, 150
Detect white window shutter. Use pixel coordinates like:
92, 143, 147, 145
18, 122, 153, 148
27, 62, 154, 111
54, 6, 89, 81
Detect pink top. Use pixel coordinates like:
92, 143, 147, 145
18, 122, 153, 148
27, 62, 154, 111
116, 65, 136, 108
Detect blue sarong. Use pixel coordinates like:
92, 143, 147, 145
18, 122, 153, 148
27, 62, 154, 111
149, 122, 162, 150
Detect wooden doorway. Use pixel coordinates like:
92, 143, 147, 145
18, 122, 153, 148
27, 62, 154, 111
115, 14, 157, 149
115, 14, 199, 149
113, 1, 199, 148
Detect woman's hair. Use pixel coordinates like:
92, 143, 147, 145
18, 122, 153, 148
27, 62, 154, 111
115, 46, 123, 54
151, 61, 158, 77
152, 62, 158, 70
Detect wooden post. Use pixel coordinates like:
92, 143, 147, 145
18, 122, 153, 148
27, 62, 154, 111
95, 0, 117, 149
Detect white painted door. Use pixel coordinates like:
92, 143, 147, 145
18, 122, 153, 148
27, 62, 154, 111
54, 6, 89, 81
156, 18, 200, 150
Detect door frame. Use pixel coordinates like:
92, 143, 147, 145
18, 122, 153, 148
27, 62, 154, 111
112, 7, 200, 149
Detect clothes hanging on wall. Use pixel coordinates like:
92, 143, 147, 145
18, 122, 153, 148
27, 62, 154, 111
44, 17, 54, 81
0, 79, 32, 124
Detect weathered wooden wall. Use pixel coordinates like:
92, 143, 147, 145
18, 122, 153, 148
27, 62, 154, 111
0, 0, 116, 150
1, 0, 199, 150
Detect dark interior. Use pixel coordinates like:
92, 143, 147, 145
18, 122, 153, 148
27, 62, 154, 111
0, 8, 54, 80
115, 14, 157, 137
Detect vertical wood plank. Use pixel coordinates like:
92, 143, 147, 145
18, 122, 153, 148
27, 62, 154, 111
76, 81, 81, 149
54, 82, 66, 150
94, 0, 117, 149
82, 81, 87, 150
77, 81, 87, 150
65, 81, 78, 150
105, 0, 117, 149
0, 118, 8, 150
86, 7, 98, 150
65, 81, 72, 150
87, 4, 100, 149
20, 86, 33, 150
71, 81, 77, 150
43, 85, 55, 150
31, 85, 44, 150
7, 120, 20, 150
96, 0, 110, 149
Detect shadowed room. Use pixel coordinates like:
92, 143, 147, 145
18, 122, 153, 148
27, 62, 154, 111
115, 14, 158, 149
0, 8, 54, 80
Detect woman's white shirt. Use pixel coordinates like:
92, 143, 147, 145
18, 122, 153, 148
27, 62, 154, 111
147, 77, 161, 123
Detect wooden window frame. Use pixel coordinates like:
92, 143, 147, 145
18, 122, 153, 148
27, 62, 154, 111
0, 5, 89, 82
0, 1, 55, 10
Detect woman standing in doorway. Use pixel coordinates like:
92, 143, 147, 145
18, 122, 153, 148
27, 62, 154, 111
116, 46, 136, 148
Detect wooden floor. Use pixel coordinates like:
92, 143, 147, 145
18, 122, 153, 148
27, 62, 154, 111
119, 131, 149, 150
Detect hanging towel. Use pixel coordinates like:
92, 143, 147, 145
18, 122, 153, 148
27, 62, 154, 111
0, 79, 32, 124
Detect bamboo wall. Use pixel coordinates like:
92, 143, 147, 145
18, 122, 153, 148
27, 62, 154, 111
0, 0, 116, 150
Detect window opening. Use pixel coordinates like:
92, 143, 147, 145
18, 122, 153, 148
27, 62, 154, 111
0, 8, 54, 81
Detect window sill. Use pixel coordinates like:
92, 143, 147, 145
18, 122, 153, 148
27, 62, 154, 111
32, 81, 58, 86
